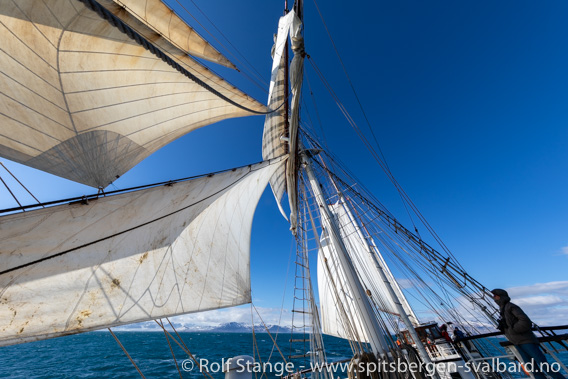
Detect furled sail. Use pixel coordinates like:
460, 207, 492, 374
110, 0, 235, 68
262, 16, 289, 219
317, 199, 418, 342
0, 158, 283, 347
262, 9, 303, 234
286, 11, 304, 234
0, 0, 265, 188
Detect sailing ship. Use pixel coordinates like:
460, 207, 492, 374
1, 0, 567, 378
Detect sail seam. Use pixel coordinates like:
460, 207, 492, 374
0, 71, 66, 112
69, 91, 207, 115
0, 114, 62, 148
64, 82, 208, 95
88, 102, 230, 134
56, 3, 86, 136
0, 19, 57, 71
77, 0, 275, 115
0, 93, 72, 133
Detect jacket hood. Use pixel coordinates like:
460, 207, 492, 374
491, 288, 511, 309
491, 288, 509, 297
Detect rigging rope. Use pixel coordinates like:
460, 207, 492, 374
308, 150, 490, 298
158, 319, 214, 379
157, 319, 184, 379
310, 0, 428, 242
173, 0, 269, 92
108, 328, 146, 379
266, 239, 296, 364
306, 56, 465, 271
0, 175, 23, 211
0, 162, 43, 208
252, 303, 289, 365
250, 305, 262, 379
295, 197, 330, 374
301, 149, 498, 334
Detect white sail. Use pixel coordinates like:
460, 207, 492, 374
0, 0, 265, 188
318, 200, 418, 342
333, 200, 419, 323
262, 10, 303, 233
0, 159, 283, 347
262, 13, 291, 219
318, 230, 373, 343
109, 0, 235, 68
286, 11, 304, 234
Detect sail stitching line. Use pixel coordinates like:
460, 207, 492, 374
69, 91, 205, 115
60, 68, 197, 74
0, 12, 58, 70
65, 81, 209, 95
77, 0, 276, 115
53, 4, 87, 136
58, 49, 157, 59
92, 102, 230, 134
0, 118, 58, 153
0, 92, 72, 135
31, 0, 65, 49
0, 68, 66, 111
0, 157, 285, 276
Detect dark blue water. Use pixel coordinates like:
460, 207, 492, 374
0, 332, 352, 378
1, 333, 566, 378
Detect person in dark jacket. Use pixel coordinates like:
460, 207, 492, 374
491, 288, 565, 379
452, 326, 473, 350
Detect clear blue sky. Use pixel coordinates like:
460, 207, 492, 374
1, 0, 567, 323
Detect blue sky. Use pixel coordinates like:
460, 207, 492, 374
1, 0, 567, 326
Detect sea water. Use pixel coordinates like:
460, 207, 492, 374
0, 332, 351, 378
0, 332, 566, 378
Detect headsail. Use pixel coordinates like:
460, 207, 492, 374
0, 158, 283, 346
0, 0, 265, 188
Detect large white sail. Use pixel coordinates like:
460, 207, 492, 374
0, 159, 283, 347
317, 230, 373, 343
0, 0, 265, 188
318, 200, 418, 342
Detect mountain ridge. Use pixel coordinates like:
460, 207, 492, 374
116, 321, 292, 333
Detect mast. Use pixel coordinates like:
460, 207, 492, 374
301, 152, 389, 356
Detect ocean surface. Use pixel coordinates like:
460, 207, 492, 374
0, 332, 352, 378
1, 332, 566, 378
